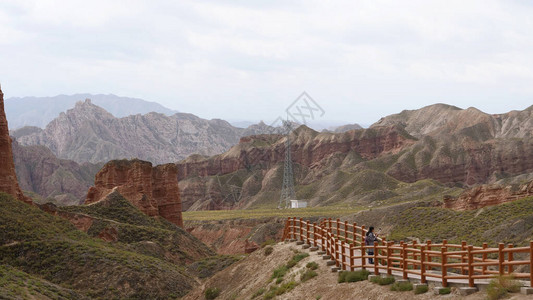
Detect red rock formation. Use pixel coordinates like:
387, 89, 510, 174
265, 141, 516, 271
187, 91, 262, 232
0, 85, 32, 204
177, 125, 414, 181
85, 159, 183, 227
443, 181, 533, 210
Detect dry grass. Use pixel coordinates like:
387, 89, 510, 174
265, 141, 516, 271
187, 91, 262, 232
182, 207, 363, 221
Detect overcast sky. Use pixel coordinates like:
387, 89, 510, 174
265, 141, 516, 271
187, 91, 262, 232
1, 0, 532, 126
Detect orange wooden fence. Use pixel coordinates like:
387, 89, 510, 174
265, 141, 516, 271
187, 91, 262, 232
282, 217, 533, 288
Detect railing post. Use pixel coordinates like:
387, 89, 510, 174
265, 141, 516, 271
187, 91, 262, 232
349, 244, 355, 271
387, 242, 392, 276
292, 217, 296, 239
306, 221, 310, 244
420, 245, 426, 284
328, 218, 332, 229
498, 243, 504, 276
299, 218, 303, 241
482, 243, 488, 275
335, 238, 340, 267
529, 241, 533, 287
508, 244, 514, 275
344, 221, 348, 241
412, 240, 417, 270
336, 219, 340, 239
374, 241, 379, 275
399, 241, 404, 269
321, 227, 326, 251
441, 246, 448, 287
329, 228, 335, 259
380, 237, 386, 266
313, 223, 317, 247
461, 241, 467, 275
468, 245, 474, 287
426, 240, 432, 270
361, 225, 366, 270
352, 222, 357, 244
402, 243, 408, 279
341, 241, 346, 270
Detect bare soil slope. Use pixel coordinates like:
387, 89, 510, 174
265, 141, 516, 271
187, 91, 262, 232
184, 242, 530, 300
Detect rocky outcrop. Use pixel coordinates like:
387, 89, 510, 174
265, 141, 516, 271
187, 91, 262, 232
177, 125, 415, 181
12, 99, 285, 164
443, 181, 533, 210
85, 159, 183, 227
12, 140, 102, 205
0, 86, 31, 205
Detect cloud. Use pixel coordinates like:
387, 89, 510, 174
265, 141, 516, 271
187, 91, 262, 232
0, 0, 532, 124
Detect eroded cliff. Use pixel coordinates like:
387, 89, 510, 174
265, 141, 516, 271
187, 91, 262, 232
0, 86, 32, 205
86, 159, 183, 226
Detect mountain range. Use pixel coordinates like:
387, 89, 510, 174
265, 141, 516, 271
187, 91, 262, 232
9, 97, 533, 210
12, 99, 284, 165
176, 103, 533, 210
5, 93, 179, 129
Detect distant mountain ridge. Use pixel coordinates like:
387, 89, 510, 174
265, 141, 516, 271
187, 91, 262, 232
5, 93, 178, 129
13, 99, 284, 164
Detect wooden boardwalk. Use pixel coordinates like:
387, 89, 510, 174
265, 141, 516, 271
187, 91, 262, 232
282, 217, 533, 289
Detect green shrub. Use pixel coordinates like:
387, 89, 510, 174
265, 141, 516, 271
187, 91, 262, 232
271, 265, 288, 279
301, 270, 318, 282
263, 290, 275, 300
390, 281, 413, 291
306, 262, 319, 270
204, 287, 220, 300
369, 275, 395, 285
414, 285, 428, 294
264, 246, 273, 256
275, 281, 298, 295
378, 276, 395, 285
338, 270, 370, 283
438, 287, 451, 295
487, 275, 522, 300
251, 288, 265, 299
369, 275, 380, 284
275, 277, 283, 284
261, 240, 276, 248
286, 253, 309, 269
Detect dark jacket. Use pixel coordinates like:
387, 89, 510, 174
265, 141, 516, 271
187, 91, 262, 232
365, 232, 378, 247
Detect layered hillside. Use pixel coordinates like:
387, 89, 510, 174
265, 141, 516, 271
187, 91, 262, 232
12, 140, 102, 205
177, 125, 457, 210
13, 99, 271, 164
177, 105, 533, 211
371, 104, 533, 185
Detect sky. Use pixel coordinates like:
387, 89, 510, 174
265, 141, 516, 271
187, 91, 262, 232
1, 0, 532, 126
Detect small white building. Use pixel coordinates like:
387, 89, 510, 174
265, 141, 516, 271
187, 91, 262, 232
290, 200, 308, 208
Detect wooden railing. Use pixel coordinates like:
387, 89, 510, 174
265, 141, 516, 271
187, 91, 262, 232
282, 217, 533, 288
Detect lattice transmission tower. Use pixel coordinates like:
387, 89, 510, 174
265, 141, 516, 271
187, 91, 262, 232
279, 120, 296, 209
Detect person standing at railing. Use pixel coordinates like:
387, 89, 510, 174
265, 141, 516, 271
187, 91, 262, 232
365, 226, 378, 264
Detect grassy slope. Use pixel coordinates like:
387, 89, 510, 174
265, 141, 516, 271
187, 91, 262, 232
61, 192, 215, 263
0, 192, 201, 299
0, 264, 86, 300
387, 196, 533, 246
